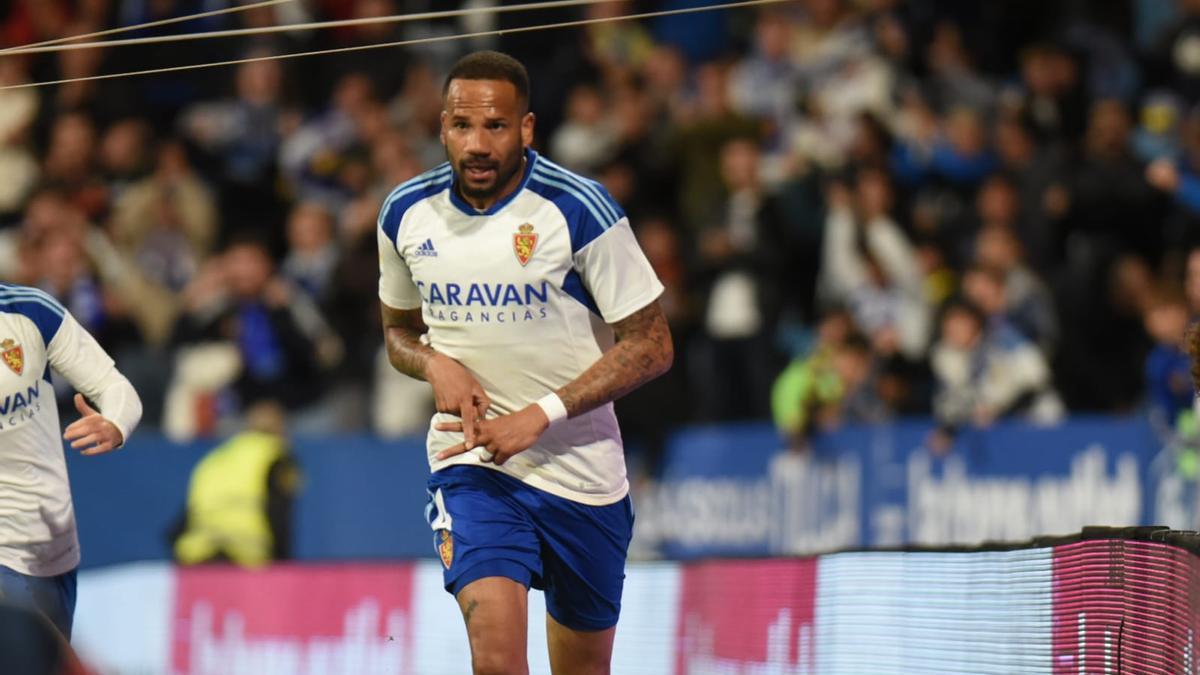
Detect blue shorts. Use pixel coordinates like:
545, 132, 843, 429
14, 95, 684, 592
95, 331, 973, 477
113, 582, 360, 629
425, 465, 633, 631
0, 566, 76, 640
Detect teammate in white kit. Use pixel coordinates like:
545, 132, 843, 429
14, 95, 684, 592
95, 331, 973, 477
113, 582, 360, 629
378, 52, 672, 674
0, 283, 142, 639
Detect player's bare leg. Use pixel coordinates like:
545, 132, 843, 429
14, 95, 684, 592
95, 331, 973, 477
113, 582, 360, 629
545, 613, 616, 675
456, 577, 529, 675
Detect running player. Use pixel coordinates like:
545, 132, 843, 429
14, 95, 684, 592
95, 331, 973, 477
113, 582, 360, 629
378, 51, 672, 674
0, 283, 143, 639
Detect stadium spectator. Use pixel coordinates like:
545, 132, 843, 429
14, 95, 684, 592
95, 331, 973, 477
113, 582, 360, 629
892, 106, 997, 193
109, 139, 217, 294
583, 0, 656, 82
728, 9, 800, 151
1013, 43, 1087, 144
0, 55, 39, 220
772, 329, 879, 449
692, 138, 786, 420
819, 169, 930, 360
42, 112, 105, 221
931, 298, 1063, 442
179, 52, 293, 239
992, 114, 1067, 274
279, 72, 378, 211
973, 225, 1060, 355
170, 236, 341, 430
1064, 99, 1162, 263
665, 61, 759, 229
549, 83, 619, 174
922, 21, 995, 113
97, 118, 152, 204
1146, 107, 1200, 254
385, 61, 446, 170
1133, 90, 1183, 163
281, 201, 339, 304
1143, 293, 1194, 428
36, 228, 126, 346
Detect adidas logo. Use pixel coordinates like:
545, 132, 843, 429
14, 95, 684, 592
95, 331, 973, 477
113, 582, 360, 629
414, 238, 438, 257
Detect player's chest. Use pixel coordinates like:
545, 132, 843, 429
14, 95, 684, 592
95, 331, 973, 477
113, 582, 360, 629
0, 320, 47, 418
402, 214, 570, 286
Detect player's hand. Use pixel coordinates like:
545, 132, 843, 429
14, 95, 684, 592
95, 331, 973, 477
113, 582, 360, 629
63, 394, 124, 456
425, 353, 490, 448
435, 405, 549, 465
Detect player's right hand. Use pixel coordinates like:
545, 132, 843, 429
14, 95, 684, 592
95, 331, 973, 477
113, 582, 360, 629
425, 353, 490, 447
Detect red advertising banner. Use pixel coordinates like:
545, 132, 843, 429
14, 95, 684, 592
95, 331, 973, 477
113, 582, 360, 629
675, 559, 818, 674
1051, 539, 1200, 674
172, 564, 416, 675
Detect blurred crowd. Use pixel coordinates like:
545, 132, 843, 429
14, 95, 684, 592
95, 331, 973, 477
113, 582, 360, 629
5, 0, 1200, 471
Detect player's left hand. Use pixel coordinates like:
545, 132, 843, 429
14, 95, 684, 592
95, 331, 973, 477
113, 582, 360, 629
434, 405, 550, 465
63, 394, 124, 456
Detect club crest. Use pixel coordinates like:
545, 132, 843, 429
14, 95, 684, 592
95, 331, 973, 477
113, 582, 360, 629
513, 223, 538, 266
438, 529, 454, 569
1, 339, 23, 375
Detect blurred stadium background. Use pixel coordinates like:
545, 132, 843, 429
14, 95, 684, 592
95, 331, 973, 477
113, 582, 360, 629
5, 0, 1200, 672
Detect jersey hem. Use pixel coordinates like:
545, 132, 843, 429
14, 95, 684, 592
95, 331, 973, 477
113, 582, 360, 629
0, 549, 80, 577
431, 456, 629, 506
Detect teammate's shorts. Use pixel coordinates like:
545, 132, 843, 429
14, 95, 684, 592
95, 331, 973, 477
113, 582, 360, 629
425, 464, 633, 631
0, 565, 77, 640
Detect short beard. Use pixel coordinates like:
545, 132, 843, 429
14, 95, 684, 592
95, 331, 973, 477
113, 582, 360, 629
456, 153, 523, 202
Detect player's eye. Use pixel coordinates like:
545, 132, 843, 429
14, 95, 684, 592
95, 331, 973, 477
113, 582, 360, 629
453, 122, 469, 130
488, 121, 506, 130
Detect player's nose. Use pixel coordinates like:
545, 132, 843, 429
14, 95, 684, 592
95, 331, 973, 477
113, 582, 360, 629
463, 128, 491, 155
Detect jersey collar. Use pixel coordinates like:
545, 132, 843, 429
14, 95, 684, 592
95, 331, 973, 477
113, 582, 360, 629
448, 147, 538, 217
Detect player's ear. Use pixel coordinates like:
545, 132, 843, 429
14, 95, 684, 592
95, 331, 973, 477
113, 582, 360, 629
439, 110, 448, 146
521, 111, 535, 147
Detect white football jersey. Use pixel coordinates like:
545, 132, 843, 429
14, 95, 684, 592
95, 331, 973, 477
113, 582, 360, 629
378, 149, 664, 505
0, 285, 142, 576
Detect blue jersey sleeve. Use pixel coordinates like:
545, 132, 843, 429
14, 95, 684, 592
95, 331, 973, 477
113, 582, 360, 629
526, 159, 626, 254
0, 286, 65, 347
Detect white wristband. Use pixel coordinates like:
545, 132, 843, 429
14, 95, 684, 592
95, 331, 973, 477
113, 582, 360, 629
534, 392, 568, 427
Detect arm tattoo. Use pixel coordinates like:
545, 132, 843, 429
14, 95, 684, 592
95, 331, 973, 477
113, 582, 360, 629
557, 300, 673, 418
381, 304, 436, 380
462, 598, 479, 627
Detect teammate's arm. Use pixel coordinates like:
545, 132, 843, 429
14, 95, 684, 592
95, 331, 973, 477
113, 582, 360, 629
382, 303, 490, 446
47, 312, 143, 455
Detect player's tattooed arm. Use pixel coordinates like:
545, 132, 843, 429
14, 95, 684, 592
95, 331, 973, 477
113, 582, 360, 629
557, 300, 674, 417
434, 300, 672, 464
381, 304, 436, 381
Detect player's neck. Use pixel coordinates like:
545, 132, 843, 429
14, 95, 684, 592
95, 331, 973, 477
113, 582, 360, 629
458, 154, 527, 212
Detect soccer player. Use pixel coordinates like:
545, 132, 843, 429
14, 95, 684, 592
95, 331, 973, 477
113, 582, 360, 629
0, 284, 143, 639
378, 51, 672, 674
